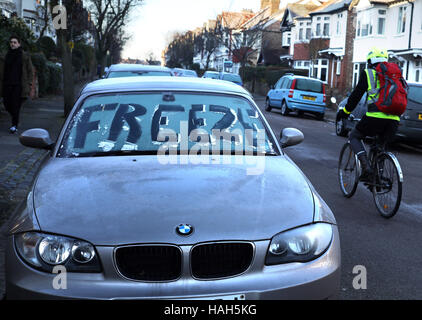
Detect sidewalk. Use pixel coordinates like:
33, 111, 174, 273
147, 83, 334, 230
0, 82, 87, 299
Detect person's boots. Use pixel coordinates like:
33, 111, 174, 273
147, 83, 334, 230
358, 153, 374, 182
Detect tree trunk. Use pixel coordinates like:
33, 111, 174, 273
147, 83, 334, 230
58, 31, 74, 117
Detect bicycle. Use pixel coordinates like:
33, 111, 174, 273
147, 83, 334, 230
338, 136, 403, 218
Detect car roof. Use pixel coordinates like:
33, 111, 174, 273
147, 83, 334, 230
107, 64, 172, 72
284, 74, 323, 82
204, 71, 219, 74
80, 76, 252, 97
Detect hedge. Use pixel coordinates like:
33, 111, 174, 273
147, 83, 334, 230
47, 61, 62, 94
31, 52, 62, 96
240, 66, 309, 87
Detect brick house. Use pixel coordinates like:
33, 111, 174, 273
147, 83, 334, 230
308, 0, 355, 96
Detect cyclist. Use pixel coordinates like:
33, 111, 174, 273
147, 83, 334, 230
338, 47, 401, 182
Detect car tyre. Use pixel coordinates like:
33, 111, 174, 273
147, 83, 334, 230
336, 118, 348, 137
265, 98, 272, 112
281, 101, 290, 116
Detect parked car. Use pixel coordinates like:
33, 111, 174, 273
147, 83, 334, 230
172, 68, 198, 77
335, 82, 422, 145
6, 76, 340, 299
202, 71, 220, 79
219, 72, 243, 86
266, 75, 326, 120
103, 64, 173, 78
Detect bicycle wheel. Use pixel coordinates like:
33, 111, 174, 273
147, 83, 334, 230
338, 142, 360, 198
372, 153, 402, 218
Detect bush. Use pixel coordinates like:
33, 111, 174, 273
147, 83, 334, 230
0, 15, 36, 53
31, 52, 49, 96
37, 36, 56, 59
46, 61, 62, 94
240, 66, 308, 87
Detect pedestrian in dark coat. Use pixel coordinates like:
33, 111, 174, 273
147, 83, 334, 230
0, 35, 34, 134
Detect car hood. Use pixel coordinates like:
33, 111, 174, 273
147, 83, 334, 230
33, 156, 315, 245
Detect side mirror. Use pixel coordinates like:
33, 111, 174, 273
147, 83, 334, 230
330, 97, 337, 104
19, 128, 54, 150
280, 128, 304, 148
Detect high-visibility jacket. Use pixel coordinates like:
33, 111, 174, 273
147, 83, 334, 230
364, 69, 400, 121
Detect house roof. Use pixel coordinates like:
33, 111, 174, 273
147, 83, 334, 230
309, 0, 352, 15
350, 0, 413, 9
288, 2, 323, 18
217, 11, 256, 29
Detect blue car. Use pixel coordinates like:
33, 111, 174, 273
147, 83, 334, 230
266, 75, 326, 120
219, 72, 243, 86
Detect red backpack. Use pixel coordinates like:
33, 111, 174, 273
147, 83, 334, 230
374, 62, 408, 116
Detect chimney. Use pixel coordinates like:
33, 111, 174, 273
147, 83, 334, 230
270, 0, 281, 15
260, 0, 270, 10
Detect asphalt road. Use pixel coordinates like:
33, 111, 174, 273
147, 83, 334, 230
255, 97, 422, 299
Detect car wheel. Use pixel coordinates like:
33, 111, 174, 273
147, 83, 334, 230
335, 118, 348, 137
265, 98, 272, 112
281, 101, 290, 116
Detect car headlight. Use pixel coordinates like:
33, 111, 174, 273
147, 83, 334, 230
265, 223, 333, 265
15, 232, 101, 273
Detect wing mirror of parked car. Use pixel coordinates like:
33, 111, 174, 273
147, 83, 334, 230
19, 128, 55, 150
280, 128, 304, 148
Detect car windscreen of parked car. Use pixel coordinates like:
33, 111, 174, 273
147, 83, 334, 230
107, 71, 172, 78
222, 74, 242, 84
295, 78, 323, 93
58, 92, 276, 157
408, 85, 422, 106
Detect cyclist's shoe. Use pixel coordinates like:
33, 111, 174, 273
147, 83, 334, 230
359, 168, 374, 183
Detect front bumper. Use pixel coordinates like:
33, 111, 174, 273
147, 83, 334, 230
6, 227, 341, 300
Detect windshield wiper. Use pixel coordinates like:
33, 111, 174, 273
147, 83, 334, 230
76, 150, 158, 157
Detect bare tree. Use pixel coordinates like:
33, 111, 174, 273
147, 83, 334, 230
194, 28, 219, 70
215, 11, 271, 71
87, 0, 144, 75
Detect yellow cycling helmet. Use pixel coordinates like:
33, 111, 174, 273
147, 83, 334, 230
367, 47, 388, 64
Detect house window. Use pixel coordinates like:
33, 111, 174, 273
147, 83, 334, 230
397, 6, 407, 34
311, 59, 328, 82
294, 60, 311, 70
323, 17, 330, 37
306, 22, 311, 40
283, 32, 291, 46
336, 13, 343, 35
416, 70, 420, 82
336, 60, 341, 75
378, 10, 386, 35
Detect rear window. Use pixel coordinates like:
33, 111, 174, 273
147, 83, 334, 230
108, 71, 172, 78
222, 74, 242, 83
294, 78, 323, 93
203, 73, 219, 79
408, 86, 422, 106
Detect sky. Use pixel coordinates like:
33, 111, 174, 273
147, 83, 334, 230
122, 0, 261, 61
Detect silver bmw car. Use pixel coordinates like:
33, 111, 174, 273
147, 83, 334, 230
5, 77, 340, 299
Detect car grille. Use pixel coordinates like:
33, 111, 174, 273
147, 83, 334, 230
191, 242, 254, 279
115, 245, 182, 281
